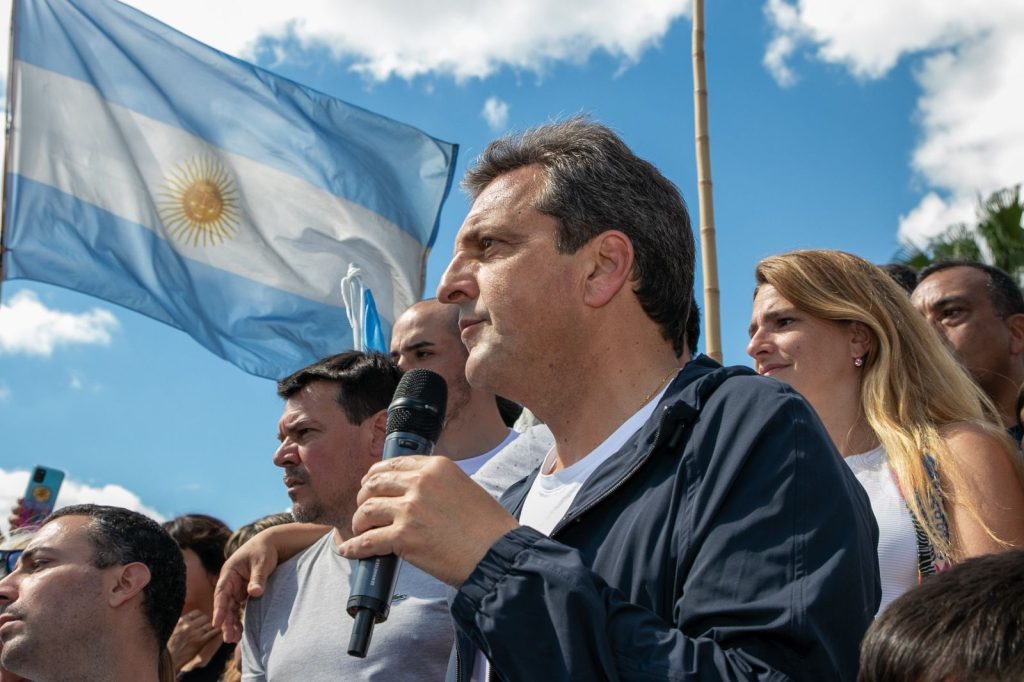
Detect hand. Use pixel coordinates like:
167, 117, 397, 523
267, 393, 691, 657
167, 610, 222, 672
8, 498, 29, 531
212, 533, 280, 643
340, 455, 519, 586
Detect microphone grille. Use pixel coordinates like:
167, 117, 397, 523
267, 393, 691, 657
386, 369, 447, 440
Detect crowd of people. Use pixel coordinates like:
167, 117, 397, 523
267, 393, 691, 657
1, 118, 1023, 681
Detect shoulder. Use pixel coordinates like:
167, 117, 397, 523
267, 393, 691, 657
262, 531, 336, 594
938, 421, 1019, 477
671, 362, 817, 426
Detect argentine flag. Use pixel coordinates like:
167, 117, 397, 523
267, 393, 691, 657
1, 0, 457, 379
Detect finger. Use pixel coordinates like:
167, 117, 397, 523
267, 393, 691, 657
212, 572, 242, 629
339, 526, 400, 561
350, 496, 402, 537
218, 608, 243, 644
200, 622, 223, 644
246, 556, 268, 598
356, 469, 423, 508
362, 455, 431, 482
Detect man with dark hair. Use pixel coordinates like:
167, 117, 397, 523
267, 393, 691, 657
859, 549, 1024, 682
240, 350, 452, 680
0, 504, 185, 682
912, 260, 1024, 435
343, 118, 879, 680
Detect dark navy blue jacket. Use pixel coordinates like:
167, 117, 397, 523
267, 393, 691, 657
447, 356, 880, 681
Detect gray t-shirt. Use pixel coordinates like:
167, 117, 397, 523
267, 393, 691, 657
241, 531, 452, 681
472, 424, 553, 499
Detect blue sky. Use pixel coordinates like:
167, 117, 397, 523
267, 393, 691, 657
2, 0, 1021, 530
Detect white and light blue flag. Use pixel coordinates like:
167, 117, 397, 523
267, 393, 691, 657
1, 0, 458, 378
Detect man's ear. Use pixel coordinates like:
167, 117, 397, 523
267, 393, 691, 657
582, 230, 634, 309
108, 562, 152, 608
1006, 313, 1024, 356
849, 321, 874, 362
367, 409, 388, 460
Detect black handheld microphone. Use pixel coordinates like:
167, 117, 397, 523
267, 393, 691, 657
347, 368, 447, 658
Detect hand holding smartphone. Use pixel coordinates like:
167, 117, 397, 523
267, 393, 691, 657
12, 465, 65, 529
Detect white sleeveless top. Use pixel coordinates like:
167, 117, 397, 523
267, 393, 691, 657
844, 445, 919, 612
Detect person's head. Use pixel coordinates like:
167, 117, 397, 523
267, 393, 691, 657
437, 117, 694, 400
0, 531, 35, 682
391, 298, 521, 431
858, 549, 1024, 682
0, 505, 185, 680
274, 351, 401, 528
223, 513, 293, 560
749, 250, 1009, 559
879, 263, 918, 294
390, 299, 475, 423
162, 514, 230, 617
912, 261, 1024, 403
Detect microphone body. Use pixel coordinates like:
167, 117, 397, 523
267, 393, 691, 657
347, 369, 447, 658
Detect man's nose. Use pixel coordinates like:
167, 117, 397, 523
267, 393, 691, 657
436, 253, 477, 304
273, 441, 296, 468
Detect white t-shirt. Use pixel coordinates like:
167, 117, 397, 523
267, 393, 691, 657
472, 383, 671, 681
844, 445, 919, 613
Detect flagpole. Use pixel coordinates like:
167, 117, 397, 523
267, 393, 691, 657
692, 0, 722, 362
0, 0, 20, 301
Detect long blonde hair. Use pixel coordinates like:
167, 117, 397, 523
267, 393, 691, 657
755, 249, 1022, 561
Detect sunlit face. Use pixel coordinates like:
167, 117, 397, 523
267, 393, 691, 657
746, 284, 860, 410
390, 302, 472, 423
435, 165, 585, 403
0, 516, 109, 680
272, 381, 379, 528
912, 266, 1016, 391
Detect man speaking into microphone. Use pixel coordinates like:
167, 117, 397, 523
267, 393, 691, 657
240, 351, 454, 681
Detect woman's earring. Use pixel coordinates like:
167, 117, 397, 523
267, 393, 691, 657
854, 356, 864, 367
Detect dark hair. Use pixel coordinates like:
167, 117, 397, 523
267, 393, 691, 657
918, 260, 1024, 318
224, 512, 294, 559
859, 549, 1024, 682
463, 116, 695, 355
685, 298, 700, 353
277, 351, 402, 424
47, 505, 185, 649
162, 514, 231, 576
879, 263, 918, 294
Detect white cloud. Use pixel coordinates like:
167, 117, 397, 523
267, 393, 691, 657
763, 1, 1024, 246
897, 192, 975, 248
0, 290, 119, 356
0, 468, 165, 538
481, 97, 510, 131
0, 384, 9, 401
2, 1, 690, 86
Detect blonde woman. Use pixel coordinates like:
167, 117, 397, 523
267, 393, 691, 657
747, 249, 1024, 611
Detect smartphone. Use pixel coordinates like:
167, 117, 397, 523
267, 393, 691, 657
15, 465, 65, 529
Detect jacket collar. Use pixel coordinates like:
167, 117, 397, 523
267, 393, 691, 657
502, 355, 730, 525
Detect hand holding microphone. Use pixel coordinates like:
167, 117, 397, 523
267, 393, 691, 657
342, 370, 521, 657
347, 368, 447, 658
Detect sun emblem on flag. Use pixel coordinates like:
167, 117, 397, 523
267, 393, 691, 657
158, 156, 241, 247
